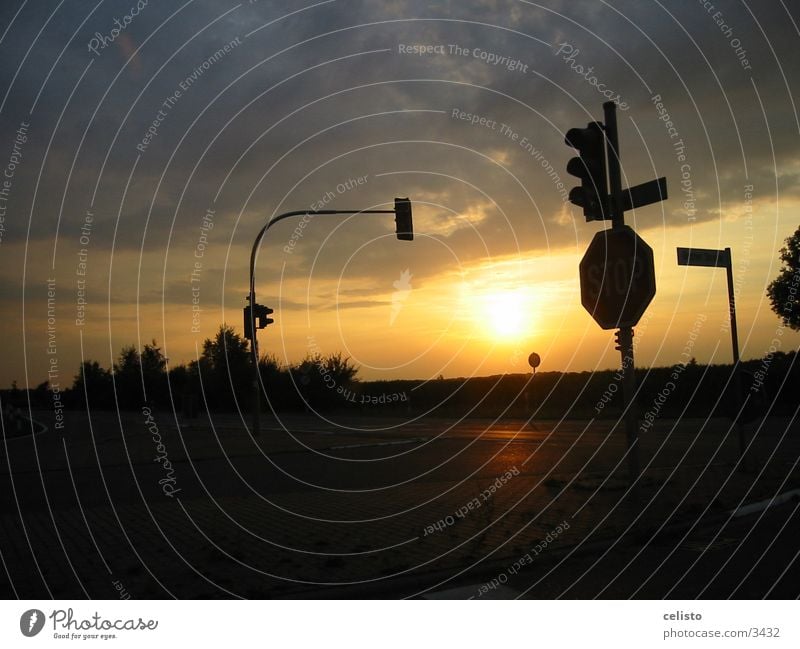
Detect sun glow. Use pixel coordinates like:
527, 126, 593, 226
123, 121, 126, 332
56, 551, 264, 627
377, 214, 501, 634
482, 289, 533, 340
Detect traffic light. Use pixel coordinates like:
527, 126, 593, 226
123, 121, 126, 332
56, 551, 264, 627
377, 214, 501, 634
244, 305, 253, 340
394, 197, 413, 241
565, 121, 609, 221
256, 304, 274, 329
243, 304, 274, 339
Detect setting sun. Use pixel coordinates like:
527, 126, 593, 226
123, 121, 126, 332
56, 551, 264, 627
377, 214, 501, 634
483, 289, 532, 340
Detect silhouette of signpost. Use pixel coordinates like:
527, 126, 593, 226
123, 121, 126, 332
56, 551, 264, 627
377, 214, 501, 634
676, 247, 739, 364
567, 102, 668, 489
677, 246, 747, 463
525, 352, 541, 417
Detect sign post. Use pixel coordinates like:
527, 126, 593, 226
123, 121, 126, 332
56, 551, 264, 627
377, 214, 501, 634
676, 247, 739, 364
525, 352, 541, 419
569, 101, 668, 491
677, 246, 746, 462
580, 225, 656, 488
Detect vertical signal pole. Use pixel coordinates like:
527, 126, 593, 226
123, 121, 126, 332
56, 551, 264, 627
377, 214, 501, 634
604, 101, 640, 489
248, 294, 260, 438
604, 102, 624, 230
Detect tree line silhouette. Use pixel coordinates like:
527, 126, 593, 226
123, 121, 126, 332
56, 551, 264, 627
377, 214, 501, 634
2, 322, 795, 422
5, 325, 361, 415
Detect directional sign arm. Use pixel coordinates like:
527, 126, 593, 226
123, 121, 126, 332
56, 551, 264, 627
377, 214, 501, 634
676, 247, 729, 268
621, 177, 668, 212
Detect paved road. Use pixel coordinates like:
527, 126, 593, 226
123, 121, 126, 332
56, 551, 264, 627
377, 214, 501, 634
419, 499, 800, 600
1, 410, 798, 598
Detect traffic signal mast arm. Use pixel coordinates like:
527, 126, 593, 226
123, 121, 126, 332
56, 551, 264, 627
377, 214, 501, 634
249, 200, 413, 307
249, 209, 394, 306
246, 199, 413, 341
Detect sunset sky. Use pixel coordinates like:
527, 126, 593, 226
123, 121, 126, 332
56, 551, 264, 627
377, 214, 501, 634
1, 0, 798, 389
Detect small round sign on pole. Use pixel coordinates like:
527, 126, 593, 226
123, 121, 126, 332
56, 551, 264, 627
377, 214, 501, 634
526, 353, 541, 421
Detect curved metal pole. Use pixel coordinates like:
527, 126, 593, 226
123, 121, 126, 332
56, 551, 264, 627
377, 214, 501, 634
249, 209, 396, 300
248, 208, 395, 436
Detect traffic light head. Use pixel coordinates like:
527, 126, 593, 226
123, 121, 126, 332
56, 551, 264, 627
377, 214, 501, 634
243, 305, 253, 340
394, 197, 413, 241
256, 305, 274, 329
565, 122, 608, 221
244, 303, 274, 339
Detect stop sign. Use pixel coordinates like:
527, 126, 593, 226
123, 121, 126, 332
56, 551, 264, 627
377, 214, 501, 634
579, 226, 656, 330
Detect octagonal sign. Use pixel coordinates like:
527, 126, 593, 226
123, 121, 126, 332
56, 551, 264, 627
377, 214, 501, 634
579, 226, 656, 330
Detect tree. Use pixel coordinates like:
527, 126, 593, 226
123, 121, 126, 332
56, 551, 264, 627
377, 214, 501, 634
73, 361, 114, 408
140, 340, 167, 405
140, 340, 166, 374
113, 340, 169, 408
321, 352, 359, 385
258, 354, 297, 411
767, 225, 800, 330
290, 352, 359, 410
32, 381, 50, 408
199, 325, 251, 410
114, 345, 141, 408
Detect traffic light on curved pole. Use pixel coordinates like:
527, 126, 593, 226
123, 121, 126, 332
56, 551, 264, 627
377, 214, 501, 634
565, 121, 609, 222
243, 303, 274, 340
247, 199, 414, 436
256, 304, 274, 329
